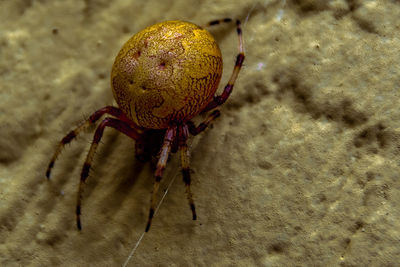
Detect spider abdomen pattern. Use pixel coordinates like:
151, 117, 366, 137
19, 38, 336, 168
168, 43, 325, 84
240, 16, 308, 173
111, 20, 223, 129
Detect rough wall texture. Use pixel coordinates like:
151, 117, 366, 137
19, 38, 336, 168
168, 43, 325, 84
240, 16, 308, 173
1, 0, 400, 266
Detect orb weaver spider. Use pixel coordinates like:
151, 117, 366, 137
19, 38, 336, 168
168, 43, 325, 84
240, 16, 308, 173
46, 18, 245, 232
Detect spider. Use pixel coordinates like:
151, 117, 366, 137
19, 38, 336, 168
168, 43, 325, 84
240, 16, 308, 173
46, 18, 245, 232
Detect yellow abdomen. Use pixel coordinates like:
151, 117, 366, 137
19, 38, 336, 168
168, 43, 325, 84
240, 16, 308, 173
111, 20, 223, 129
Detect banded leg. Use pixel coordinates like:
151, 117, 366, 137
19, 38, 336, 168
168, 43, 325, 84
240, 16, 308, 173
203, 17, 233, 27
145, 126, 177, 232
202, 19, 245, 112
187, 110, 221, 136
46, 106, 139, 179
179, 124, 196, 220
76, 117, 141, 230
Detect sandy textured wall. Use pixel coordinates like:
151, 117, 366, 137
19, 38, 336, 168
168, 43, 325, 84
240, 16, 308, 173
1, 0, 400, 266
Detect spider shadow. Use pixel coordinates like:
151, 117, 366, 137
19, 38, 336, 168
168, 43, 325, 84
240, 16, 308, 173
89, 129, 145, 192
97, 155, 148, 217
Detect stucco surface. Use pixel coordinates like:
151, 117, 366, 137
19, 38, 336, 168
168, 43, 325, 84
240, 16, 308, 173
1, 0, 400, 266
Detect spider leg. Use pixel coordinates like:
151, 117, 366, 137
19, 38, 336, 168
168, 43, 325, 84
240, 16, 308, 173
178, 124, 196, 220
187, 110, 221, 136
76, 117, 141, 230
202, 18, 233, 28
145, 126, 177, 232
202, 19, 245, 112
46, 106, 140, 179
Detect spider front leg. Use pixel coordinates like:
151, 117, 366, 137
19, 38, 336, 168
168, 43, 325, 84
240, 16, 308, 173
179, 124, 196, 220
146, 126, 176, 232
202, 19, 245, 112
76, 117, 141, 230
46, 106, 140, 179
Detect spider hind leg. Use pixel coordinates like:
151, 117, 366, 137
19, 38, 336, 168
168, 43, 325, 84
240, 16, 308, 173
202, 19, 245, 112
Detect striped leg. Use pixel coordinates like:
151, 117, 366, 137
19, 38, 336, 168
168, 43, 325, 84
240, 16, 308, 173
46, 106, 139, 179
202, 19, 245, 112
179, 124, 196, 220
76, 117, 141, 230
145, 126, 176, 232
187, 110, 221, 136
203, 17, 233, 27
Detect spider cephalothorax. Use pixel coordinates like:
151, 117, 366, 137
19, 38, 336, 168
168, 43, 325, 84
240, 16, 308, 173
46, 18, 244, 232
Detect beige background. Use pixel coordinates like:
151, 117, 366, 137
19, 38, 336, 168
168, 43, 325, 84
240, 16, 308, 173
1, 0, 400, 266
